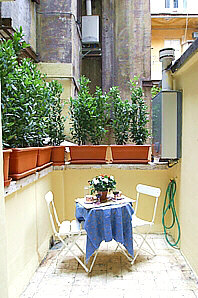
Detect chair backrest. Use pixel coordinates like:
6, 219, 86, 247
45, 191, 60, 235
135, 184, 161, 223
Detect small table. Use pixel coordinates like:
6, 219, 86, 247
75, 196, 134, 269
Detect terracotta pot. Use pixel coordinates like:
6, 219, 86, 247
9, 147, 38, 180
37, 146, 53, 171
110, 145, 151, 164
3, 149, 12, 187
51, 146, 65, 166
98, 190, 108, 203
69, 145, 108, 164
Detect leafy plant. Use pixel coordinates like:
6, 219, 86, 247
129, 76, 149, 145
88, 86, 110, 145
88, 174, 116, 193
0, 28, 65, 148
69, 76, 110, 145
151, 86, 161, 99
69, 76, 92, 145
47, 80, 65, 145
108, 86, 131, 145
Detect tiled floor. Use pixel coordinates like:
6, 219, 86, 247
20, 234, 198, 298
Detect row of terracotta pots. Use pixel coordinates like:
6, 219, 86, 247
3, 146, 65, 187
3, 144, 151, 187
68, 145, 151, 164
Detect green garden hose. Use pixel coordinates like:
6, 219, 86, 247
162, 179, 181, 248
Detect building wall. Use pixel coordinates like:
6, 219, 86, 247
173, 52, 198, 275
0, 85, 9, 298
5, 173, 53, 298
151, 27, 195, 80
114, 0, 151, 100
38, 62, 74, 140
1, 0, 37, 51
151, 0, 198, 13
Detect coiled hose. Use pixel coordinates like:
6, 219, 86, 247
162, 179, 181, 248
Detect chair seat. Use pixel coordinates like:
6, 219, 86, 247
59, 220, 81, 236
132, 215, 153, 228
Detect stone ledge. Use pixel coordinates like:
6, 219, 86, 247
57, 162, 169, 170
4, 162, 168, 197
4, 166, 53, 197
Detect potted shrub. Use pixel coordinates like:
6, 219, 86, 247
110, 77, 151, 164
0, 28, 65, 178
47, 80, 66, 166
68, 76, 110, 163
108, 86, 131, 145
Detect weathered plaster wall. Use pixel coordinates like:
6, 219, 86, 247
1, 0, 37, 51
37, 0, 80, 77
83, 0, 151, 98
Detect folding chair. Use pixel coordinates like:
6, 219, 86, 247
45, 191, 89, 273
132, 184, 161, 265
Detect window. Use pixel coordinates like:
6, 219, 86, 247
174, 0, 178, 8
165, 0, 187, 9
165, 0, 170, 8
183, 0, 187, 9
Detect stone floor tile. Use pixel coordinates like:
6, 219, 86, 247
20, 234, 198, 298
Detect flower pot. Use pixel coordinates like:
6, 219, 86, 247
51, 146, 65, 166
9, 147, 39, 180
110, 145, 151, 164
37, 146, 53, 171
98, 190, 108, 203
3, 149, 12, 187
69, 145, 108, 164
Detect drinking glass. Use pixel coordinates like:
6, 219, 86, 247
84, 186, 90, 198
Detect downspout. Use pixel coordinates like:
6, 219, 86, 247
86, 0, 92, 16
159, 48, 175, 91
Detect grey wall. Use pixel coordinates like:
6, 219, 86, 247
1, 0, 33, 44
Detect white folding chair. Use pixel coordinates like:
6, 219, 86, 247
45, 191, 89, 273
132, 184, 161, 265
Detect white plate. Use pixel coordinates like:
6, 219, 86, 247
84, 200, 97, 204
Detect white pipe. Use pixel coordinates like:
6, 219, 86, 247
159, 48, 175, 91
86, 0, 92, 16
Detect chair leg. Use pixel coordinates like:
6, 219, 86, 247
131, 227, 156, 265
116, 243, 133, 262
88, 249, 99, 273
57, 235, 90, 273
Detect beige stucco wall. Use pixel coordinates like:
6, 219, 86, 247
52, 166, 177, 232
5, 174, 53, 298
172, 52, 198, 275
0, 84, 9, 298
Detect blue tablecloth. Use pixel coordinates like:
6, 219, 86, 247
76, 202, 134, 263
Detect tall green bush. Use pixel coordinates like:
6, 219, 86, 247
69, 76, 110, 145
108, 86, 131, 145
0, 28, 65, 148
129, 76, 149, 145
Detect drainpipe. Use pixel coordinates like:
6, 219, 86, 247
86, 0, 92, 16
159, 48, 175, 91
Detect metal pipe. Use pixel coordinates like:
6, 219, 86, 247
86, 0, 92, 16
159, 48, 175, 91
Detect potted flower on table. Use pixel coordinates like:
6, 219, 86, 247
88, 175, 116, 203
